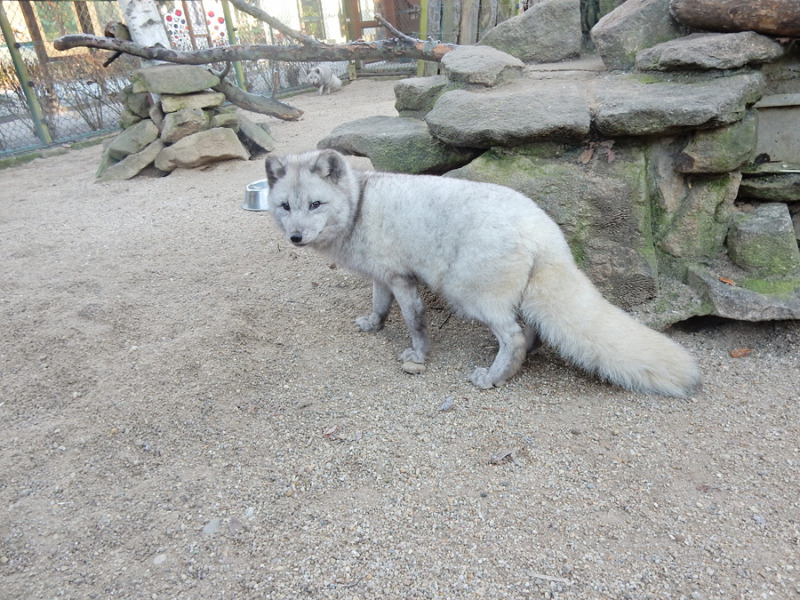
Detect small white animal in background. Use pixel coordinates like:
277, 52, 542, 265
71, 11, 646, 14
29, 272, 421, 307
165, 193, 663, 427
264, 149, 703, 398
307, 64, 343, 95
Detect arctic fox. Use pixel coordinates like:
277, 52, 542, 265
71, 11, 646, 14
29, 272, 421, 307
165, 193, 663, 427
265, 150, 702, 397
307, 64, 342, 95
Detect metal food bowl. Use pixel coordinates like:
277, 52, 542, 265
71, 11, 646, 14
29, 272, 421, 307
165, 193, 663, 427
242, 179, 269, 211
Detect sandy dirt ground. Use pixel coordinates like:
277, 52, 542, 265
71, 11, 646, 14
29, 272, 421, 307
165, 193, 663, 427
1, 78, 799, 599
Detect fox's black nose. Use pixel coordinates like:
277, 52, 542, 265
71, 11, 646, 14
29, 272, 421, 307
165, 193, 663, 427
290, 234, 303, 244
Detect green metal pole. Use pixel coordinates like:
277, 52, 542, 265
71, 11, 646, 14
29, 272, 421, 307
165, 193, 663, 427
221, 0, 247, 91
417, 0, 428, 77
0, 2, 52, 145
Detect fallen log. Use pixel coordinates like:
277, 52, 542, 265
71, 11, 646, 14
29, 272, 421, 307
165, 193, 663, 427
670, 0, 800, 38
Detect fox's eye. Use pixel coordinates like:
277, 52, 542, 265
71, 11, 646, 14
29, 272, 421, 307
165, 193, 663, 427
309, 201, 322, 210
280, 202, 290, 212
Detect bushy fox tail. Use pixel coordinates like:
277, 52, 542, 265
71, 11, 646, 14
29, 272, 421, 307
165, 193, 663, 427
522, 260, 702, 398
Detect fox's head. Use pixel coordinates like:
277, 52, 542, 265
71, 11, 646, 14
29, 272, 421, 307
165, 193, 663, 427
265, 150, 357, 249
306, 67, 321, 86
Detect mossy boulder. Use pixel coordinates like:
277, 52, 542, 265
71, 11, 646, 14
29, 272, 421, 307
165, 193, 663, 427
318, 116, 478, 174
446, 142, 658, 308
727, 203, 800, 277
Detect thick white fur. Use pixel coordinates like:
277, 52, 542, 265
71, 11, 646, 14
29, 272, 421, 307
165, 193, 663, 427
265, 150, 702, 397
306, 64, 342, 95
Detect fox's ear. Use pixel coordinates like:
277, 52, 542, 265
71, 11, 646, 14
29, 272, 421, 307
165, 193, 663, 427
265, 156, 286, 188
311, 150, 346, 184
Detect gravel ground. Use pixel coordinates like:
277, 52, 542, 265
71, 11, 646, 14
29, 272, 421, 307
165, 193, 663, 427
1, 78, 799, 599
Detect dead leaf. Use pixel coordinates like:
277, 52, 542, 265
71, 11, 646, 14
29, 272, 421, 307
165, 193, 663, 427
323, 424, 340, 438
729, 348, 752, 358
718, 276, 736, 286
577, 147, 594, 164
606, 147, 616, 163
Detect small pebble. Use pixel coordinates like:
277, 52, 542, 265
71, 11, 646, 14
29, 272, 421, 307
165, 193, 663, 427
202, 518, 221, 536
402, 361, 426, 374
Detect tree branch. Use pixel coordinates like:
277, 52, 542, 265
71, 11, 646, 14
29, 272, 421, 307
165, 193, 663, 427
53, 34, 456, 64
53, 6, 457, 121
213, 76, 304, 120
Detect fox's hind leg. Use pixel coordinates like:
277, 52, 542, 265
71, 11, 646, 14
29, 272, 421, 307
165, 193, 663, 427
470, 319, 527, 389
356, 281, 393, 332
524, 321, 542, 353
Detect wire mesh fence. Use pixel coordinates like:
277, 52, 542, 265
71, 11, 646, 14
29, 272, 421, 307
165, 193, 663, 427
1, 0, 138, 154
0, 0, 415, 157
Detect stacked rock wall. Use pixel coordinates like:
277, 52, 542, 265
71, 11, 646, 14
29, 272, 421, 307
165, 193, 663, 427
97, 64, 275, 182
318, 0, 800, 326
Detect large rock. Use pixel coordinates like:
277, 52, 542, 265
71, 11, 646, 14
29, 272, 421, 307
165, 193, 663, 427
727, 203, 800, 277
107, 119, 159, 160
591, 0, 689, 70
131, 64, 220, 95
96, 140, 164, 182
675, 110, 758, 174
593, 72, 765, 137
155, 127, 249, 171
161, 108, 210, 144
446, 142, 659, 308
478, 0, 582, 63
636, 32, 786, 72
236, 113, 276, 154
440, 45, 525, 87
655, 172, 741, 261
426, 81, 591, 148
318, 116, 477, 174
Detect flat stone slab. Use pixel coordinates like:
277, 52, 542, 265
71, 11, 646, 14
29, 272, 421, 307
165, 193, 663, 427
318, 116, 477, 174
155, 127, 249, 171
740, 164, 800, 202
96, 139, 164, 182
688, 268, 800, 322
440, 45, 525, 87
593, 72, 765, 136
426, 81, 591, 148
161, 91, 226, 113
131, 64, 220, 95
108, 119, 159, 160
636, 32, 786, 71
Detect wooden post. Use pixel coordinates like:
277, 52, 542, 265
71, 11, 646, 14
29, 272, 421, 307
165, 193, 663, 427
440, 0, 461, 44
459, 0, 480, 44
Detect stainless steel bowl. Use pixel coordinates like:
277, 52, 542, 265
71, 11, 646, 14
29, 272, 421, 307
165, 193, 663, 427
242, 179, 269, 211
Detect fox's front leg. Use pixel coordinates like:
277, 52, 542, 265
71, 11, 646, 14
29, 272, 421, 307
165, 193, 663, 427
355, 281, 393, 332
389, 277, 430, 365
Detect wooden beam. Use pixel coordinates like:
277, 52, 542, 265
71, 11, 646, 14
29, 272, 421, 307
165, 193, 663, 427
670, 0, 800, 38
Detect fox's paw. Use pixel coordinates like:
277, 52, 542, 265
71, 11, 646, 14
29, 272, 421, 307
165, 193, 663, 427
470, 368, 496, 390
399, 348, 426, 364
355, 314, 384, 332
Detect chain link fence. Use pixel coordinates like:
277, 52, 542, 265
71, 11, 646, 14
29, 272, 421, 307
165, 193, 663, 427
1, 0, 138, 154
0, 0, 414, 157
